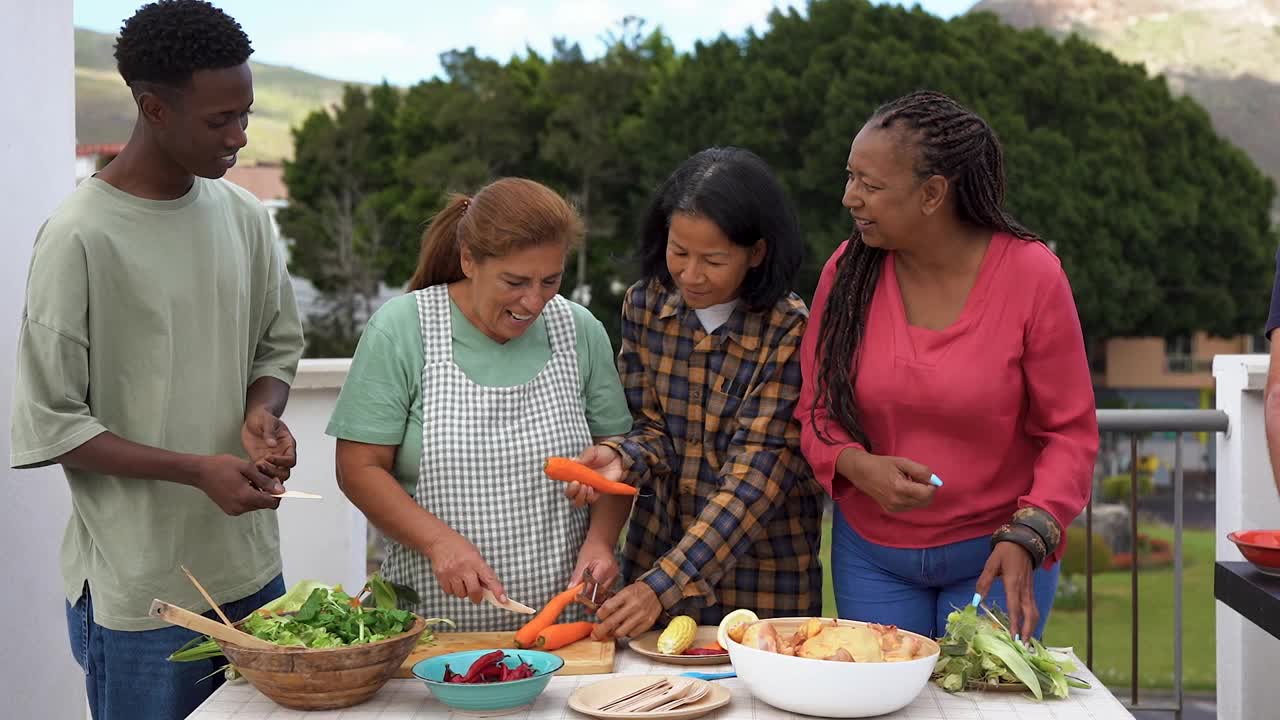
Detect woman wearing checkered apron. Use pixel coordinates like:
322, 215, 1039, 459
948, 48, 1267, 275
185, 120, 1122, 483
326, 178, 634, 631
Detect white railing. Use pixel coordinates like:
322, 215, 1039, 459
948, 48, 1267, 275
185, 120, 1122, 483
276, 353, 1280, 718
1213, 354, 1280, 720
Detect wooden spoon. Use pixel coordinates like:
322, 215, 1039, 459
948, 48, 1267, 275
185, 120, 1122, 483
179, 565, 233, 627
149, 599, 278, 650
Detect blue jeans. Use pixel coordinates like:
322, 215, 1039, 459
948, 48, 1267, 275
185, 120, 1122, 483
66, 575, 285, 720
831, 511, 1058, 639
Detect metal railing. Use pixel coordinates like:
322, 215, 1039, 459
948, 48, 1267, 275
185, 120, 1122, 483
1091, 409, 1229, 719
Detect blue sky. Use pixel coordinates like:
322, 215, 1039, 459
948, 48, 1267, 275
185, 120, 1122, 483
74, 1, 975, 86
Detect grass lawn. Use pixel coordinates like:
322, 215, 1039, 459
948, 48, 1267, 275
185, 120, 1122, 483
817, 519, 1215, 691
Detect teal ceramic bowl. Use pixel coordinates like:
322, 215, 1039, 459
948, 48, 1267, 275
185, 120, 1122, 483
411, 649, 563, 713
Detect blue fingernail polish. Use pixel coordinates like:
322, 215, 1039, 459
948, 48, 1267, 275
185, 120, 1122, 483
971, 592, 982, 607
930, 474, 943, 487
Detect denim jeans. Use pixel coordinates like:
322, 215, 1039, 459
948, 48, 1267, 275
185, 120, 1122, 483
831, 510, 1059, 639
66, 575, 285, 720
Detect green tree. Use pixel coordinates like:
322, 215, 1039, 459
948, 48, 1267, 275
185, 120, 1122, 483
540, 18, 676, 318
620, 0, 1276, 345
278, 83, 405, 356
279, 0, 1276, 355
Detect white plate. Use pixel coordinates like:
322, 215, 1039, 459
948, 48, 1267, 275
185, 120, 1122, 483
627, 627, 728, 666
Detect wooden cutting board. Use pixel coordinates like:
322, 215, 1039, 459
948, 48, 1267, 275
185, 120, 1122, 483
396, 631, 615, 678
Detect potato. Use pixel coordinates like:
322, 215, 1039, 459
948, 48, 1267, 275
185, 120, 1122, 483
741, 621, 781, 653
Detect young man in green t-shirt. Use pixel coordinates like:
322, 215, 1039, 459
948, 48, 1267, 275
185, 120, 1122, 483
8, 2, 304, 718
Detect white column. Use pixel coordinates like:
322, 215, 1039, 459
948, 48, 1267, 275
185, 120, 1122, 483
0, 1, 88, 718
1213, 354, 1280, 720
277, 359, 367, 593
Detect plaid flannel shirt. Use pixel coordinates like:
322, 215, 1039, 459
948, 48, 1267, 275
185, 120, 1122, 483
602, 279, 824, 624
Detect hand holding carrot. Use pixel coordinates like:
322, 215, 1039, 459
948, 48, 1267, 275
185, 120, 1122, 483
550, 448, 630, 507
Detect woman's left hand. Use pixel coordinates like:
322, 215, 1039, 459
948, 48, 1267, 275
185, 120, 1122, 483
570, 540, 620, 595
591, 581, 662, 641
975, 541, 1038, 641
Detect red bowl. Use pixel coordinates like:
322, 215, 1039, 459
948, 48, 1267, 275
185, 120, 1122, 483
1227, 530, 1280, 576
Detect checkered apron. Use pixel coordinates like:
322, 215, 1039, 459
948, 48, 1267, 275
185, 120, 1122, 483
380, 283, 591, 631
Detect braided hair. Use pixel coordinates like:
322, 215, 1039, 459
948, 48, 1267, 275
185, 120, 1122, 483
812, 90, 1042, 449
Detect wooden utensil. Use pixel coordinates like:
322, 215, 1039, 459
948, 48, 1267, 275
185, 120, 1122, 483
619, 680, 686, 713
482, 589, 534, 614
653, 681, 709, 712
272, 489, 322, 499
598, 678, 668, 712
179, 565, 233, 627
571, 675, 730, 720
149, 599, 278, 650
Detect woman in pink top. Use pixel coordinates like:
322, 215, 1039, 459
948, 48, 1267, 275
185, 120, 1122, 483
796, 91, 1098, 641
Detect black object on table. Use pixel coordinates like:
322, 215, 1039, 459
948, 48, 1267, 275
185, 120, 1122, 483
1215, 561, 1280, 640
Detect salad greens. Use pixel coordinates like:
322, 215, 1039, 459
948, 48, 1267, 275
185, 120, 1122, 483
168, 574, 452, 664
932, 604, 1089, 700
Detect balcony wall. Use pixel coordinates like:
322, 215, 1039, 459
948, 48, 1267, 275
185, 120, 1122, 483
0, 2, 88, 718
278, 360, 367, 593
1214, 354, 1280, 719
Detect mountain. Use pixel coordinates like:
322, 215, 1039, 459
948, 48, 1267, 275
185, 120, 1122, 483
74, 27, 356, 163
970, 0, 1280, 217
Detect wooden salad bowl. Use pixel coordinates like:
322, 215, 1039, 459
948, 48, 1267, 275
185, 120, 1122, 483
215, 615, 429, 710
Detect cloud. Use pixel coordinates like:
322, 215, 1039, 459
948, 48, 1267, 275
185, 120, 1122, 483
277, 30, 413, 57
719, 0, 798, 33
263, 30, 422, 84
551, 0, 626, 37
491, 4, 532, 31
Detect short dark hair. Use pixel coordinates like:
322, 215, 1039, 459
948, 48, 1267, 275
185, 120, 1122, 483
638, 147, 805, 310
114, 0, 252, 89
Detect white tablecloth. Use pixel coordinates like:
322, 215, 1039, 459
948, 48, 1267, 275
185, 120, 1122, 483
188, 648, 1135, 720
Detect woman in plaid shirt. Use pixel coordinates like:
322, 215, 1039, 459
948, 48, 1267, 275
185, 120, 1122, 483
565, 147, 825, 639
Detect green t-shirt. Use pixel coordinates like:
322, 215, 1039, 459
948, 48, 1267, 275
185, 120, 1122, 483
8, 177, 304, 631
326, 292, 632, 495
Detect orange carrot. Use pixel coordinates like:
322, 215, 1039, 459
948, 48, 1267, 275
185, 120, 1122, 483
514, 583, 584, 648
544, 457, 638, 496
535, 621, 595, 650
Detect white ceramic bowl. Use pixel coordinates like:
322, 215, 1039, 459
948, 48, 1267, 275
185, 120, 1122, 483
725, 617, 940, 718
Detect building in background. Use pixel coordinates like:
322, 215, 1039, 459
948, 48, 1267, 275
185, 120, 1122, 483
1093, 333, 1262, 488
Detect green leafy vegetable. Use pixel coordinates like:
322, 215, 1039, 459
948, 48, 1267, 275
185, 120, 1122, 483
167, 574, 453, 663
368, 574, 399, 611
257, 580, 334, 614
931, 605, 1088, 700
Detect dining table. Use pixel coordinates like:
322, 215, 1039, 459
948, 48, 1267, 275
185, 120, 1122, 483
187, 642, 1136, 720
